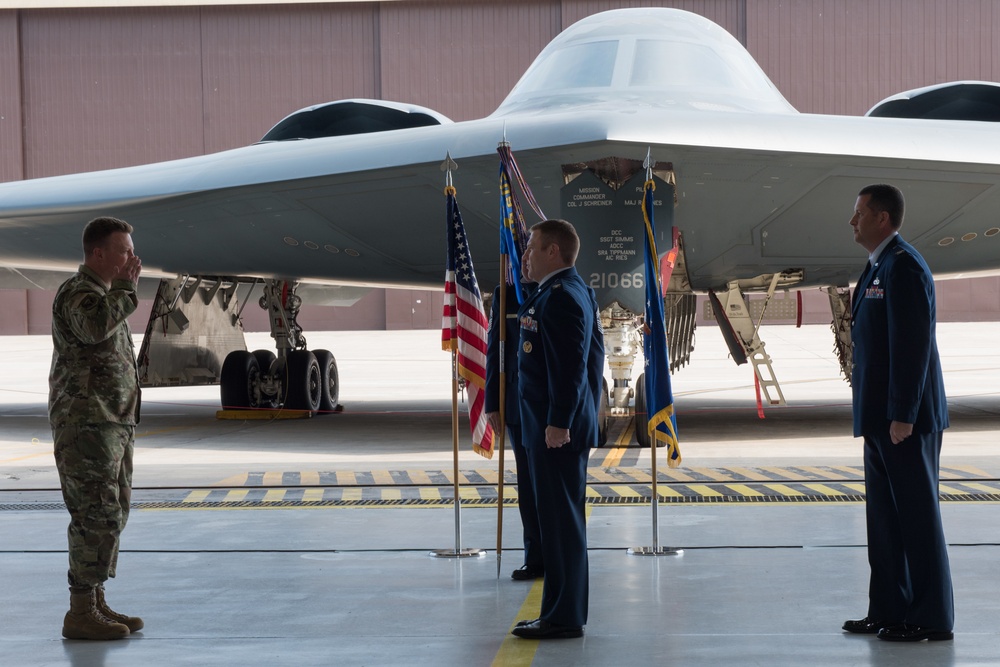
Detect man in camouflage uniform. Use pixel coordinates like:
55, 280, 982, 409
50, 216, 144, 640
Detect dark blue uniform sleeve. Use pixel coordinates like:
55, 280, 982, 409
541, 288, 591, 428
886, 253, 934, 424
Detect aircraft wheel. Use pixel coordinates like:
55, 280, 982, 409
596, 377, 610, 447
283, 350, 321, 412
220, 350, 261, 409
251, 349, 278, 409
634, 372, 650, 448
313, 349, 339, 413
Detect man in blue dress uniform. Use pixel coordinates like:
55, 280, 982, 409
511, 219, 604, 640
842, 184, 954, 642
486, 280, 544, 581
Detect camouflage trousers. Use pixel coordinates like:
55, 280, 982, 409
53, 422, 134, 589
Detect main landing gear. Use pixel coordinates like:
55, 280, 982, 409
220, 280, 339, 412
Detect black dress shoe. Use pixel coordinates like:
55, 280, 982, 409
511, 565, 543, 581
842, 617, 889, 634
877, 624, 953, 642
514, 618, 539, 628
511, 619, 584, 639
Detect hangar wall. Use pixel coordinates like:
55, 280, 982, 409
1, 0, 999, 335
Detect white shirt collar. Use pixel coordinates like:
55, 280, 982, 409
869, 231, 898, 266
537, 267, 569, 287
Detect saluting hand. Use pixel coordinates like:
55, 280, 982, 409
114, 255, 142, 284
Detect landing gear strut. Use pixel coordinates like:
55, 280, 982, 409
219, 280, 339, 412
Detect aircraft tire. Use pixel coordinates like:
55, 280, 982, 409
313, 349, 339, 413
634, 372, 650, 448
220, 350, 261, 409
251, 349, 278, 409
284, 350, 321, 412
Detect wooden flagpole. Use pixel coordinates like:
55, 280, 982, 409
495, 255, 510, 577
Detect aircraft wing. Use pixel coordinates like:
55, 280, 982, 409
7, 6, 1000, 409
3, 7, 1000, 303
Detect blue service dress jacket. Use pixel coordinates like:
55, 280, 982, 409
516, 267, 602, 451
851, 235, 949, 437
485, 284, 527, 427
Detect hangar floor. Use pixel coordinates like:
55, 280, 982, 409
1, 325, 998, 666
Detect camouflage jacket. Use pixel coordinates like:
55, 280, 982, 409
48, 265, 141, 427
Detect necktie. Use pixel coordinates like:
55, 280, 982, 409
853, 261, 872, 310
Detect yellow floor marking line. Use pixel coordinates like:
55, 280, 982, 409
341, 487, 362, 502
262, 489, 285, 503
806, 484, 848, 497
762, 483, 806, 497
371, 470, 394, 486
725, 467, 770, 481
685, 484, 724, 498
261, 471, 284, 487
225, 489, 250, 503
609, 485, 642, 498
843, 482, 867, 493
937, 483, 968, 495
302, 488, 325, 503
407, 470, 432, 485
691, 467, 740, 482
0, 451, 52, 464
827, 465, 865, 478
214, 473, 250, 486
299, 471, 320, 486
725, 484, 766, 497
759, 466, 809, 481
183, 490, 212, 504
960, 481, 1000, 495
587, 468, 620, 483
419, 488, 442, 501
598, 424, 633, 467
491, 500, 594, 665
941, 464, 993, 478
492, 580, 544, 667
659, 468, 697, 482
795, 466, 841, 479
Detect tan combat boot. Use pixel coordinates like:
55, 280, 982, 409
63, 588, 130, 640
95, 585, 144, 632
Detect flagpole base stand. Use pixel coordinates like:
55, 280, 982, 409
627, 546, 683, 557
429, 548, 486, 559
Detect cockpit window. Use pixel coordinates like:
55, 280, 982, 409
630, 39, 745, 89
515, 40, 618, 93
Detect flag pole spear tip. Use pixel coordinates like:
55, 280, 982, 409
441, 152, 458, 189
644, 147, 653, 180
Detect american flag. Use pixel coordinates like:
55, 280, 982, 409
441, 187, 495, 458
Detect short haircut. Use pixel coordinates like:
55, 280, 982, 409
859, 184, 905, 229
530, 219, 580, 264
82, 216, 133, 255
